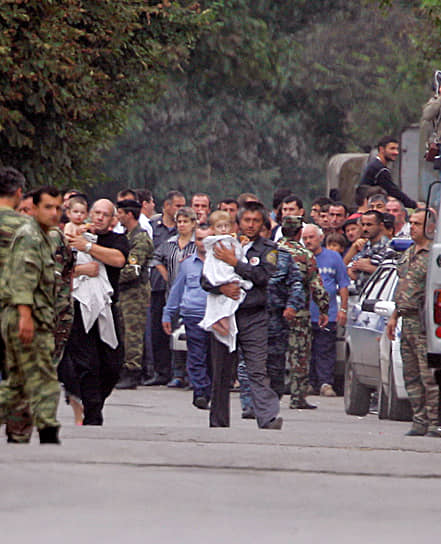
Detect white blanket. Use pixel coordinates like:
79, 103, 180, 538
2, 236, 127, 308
73, 240, 118, 349
199, 235, 251, 352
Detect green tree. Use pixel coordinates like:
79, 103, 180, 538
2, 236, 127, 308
0, 1, 213, 185
100, 1, 430, 207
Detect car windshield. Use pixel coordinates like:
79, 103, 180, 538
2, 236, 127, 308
359, 266, 397, 304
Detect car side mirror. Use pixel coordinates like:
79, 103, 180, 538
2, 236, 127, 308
372, 300, 396, 318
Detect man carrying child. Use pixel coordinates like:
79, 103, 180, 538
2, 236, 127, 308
201, 201, 283, 430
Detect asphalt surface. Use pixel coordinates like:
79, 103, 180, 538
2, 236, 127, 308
1, 387, 441, 543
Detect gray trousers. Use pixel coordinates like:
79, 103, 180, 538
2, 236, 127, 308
209, 307, 280, 428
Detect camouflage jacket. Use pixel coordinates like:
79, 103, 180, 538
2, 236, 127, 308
0, 207, 28, 270
395, 243, 430, 317
119, 224, 153, 289
49, 227, 75, 361
278, 237, 329, 317
48, 227, 75, 318
267, 249, 305, 312
0, 217, 57, 330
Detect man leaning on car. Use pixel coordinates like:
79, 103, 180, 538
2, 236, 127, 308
386, 209, 440, 437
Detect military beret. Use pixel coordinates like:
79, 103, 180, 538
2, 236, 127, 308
281, 215, 303, 237
117, 199, 141, 211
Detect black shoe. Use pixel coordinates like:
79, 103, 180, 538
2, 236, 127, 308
193, 396, 209, 410
115, 368, 140, 390
405, 424, 427, 436
290, 399, 317, 410
261, 416, 283, 430
426, 429, 441, 438
143, 374, 169, 386
39, 427, 61, 444
241, 407, 256, 419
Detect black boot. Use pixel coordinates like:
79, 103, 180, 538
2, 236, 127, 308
115, 367, 140, 390
39, 426, 61, 444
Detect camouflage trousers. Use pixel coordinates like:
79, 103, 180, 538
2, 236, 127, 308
401, 317, 439, 430
0, 307, 60, 439
119, 284, 150, 372
266, 309, 289, 398
287, 315, 312, 403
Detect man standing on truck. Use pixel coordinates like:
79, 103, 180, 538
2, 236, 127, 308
386, 209, 440, 437
359, 136, 417, 209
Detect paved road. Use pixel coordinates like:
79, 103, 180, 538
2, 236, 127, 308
2, 388, 441, 543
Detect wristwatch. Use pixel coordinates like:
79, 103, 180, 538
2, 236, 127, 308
340, 308, 347, 313
84, 241, 93, 253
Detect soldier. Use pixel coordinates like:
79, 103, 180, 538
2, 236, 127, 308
115, 199, 153, 389
386, 209, 440, 437
0, 186, 63, 444
278, 216, 329, 409
266, 249, 305, 399
0, 167, 34, 443
50, 226, 78, 423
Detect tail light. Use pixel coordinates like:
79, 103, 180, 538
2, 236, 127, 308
434, 290, 441, 324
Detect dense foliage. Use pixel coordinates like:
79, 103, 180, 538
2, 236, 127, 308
100, 0, 431, 206
0, 1, 213, 185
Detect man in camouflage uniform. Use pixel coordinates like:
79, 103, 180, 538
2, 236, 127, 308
0, 167, 34, 443
386, 209, 440, 437
116, 199, 153, 389
278, 216, 329, 409
0, 186, 63, 444
266, 249, 305, 399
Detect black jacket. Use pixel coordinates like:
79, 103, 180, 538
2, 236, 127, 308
360, 157, 417, 208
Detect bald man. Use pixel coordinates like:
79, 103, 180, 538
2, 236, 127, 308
65, 199, 129, 425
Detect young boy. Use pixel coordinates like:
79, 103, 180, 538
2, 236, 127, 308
325, 232, 346, 256
199, 211, 251, 351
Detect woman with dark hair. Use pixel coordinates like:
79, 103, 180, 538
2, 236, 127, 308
151, 207, 197, 387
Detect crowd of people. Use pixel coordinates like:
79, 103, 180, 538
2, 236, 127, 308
0, 133, 434, 443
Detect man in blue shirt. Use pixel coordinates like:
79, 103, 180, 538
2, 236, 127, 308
162, 226, 211, 409
303, 224, 350, 397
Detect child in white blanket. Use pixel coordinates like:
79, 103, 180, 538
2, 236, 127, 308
199, 211, 252, 351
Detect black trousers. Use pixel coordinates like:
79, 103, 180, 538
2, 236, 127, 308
66, 301, 123, 425
151, 290, 172, 382
209, 307, 280, 428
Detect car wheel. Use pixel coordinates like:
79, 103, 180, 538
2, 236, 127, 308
388, 365, 412, 421
344, 356, 370, 416
378, 383, 389, 419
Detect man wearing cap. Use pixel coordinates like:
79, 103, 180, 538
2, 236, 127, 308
278, 216, 329, 409
115, 200, 153, 389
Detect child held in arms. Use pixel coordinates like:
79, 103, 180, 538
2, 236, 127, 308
64, 195, 90, 236
199, 210, 251, 351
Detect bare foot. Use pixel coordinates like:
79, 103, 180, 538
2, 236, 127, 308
69, 396, 84, 426
212, 319, 229, 336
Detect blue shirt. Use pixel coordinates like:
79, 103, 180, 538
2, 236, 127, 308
310, 248, 350, 322
162, 252, 207, 321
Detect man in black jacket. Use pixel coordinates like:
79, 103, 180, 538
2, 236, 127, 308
201, 201, 282, 430
359, 136, 417, 209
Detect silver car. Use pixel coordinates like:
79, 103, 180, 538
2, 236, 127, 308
343, 257, 412, 420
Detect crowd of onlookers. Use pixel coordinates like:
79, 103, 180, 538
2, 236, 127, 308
0, 135, 426, 439
56, 140, 419, 427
